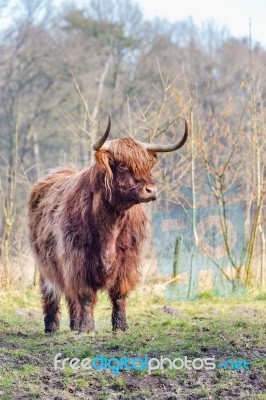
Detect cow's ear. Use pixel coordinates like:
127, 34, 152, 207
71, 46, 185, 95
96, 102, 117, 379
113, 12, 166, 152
95, 150, 110, 169
94, 150, 113, 194
147, 151, 158, 164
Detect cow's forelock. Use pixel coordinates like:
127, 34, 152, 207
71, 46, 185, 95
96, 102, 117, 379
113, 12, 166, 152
109, 138, 157, 177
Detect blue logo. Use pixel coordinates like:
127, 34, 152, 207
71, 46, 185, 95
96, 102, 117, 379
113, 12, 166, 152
217, 359, 250, 370
152, 201, 247, 300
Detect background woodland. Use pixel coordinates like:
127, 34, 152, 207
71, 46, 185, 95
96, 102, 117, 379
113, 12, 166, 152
0, 0, 265, 293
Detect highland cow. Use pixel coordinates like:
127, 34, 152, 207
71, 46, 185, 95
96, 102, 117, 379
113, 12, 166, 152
28, 116, 188, 333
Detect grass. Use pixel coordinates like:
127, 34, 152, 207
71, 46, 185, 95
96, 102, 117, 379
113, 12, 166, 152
0, 287, 265, 399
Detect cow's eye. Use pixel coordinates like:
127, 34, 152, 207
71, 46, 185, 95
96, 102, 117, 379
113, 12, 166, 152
118, 163, 128, 171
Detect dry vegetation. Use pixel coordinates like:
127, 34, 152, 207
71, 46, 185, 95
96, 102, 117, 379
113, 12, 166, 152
0, 2, 265, 399
0, 1, 265, 293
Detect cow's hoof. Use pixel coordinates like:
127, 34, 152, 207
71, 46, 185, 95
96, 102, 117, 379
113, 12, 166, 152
45, 323, 59, 333
112, 312, 129, 331
70, 320, 79, 331
78, 318, 95, 334
113, 324, 129, 332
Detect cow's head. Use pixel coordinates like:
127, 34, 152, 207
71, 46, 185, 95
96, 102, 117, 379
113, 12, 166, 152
93, 116, 188, 209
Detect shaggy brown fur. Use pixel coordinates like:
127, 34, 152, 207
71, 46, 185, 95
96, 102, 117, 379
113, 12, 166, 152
29, 139, 157, 333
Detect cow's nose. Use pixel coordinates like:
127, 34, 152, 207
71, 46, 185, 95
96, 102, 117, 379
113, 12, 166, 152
145, 185, 157, 198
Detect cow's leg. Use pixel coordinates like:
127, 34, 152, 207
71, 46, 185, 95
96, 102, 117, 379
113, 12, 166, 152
109, 288, 129, 332
66, 296, 80, 331
78, 291, 97, 334
40, 277, 61, 333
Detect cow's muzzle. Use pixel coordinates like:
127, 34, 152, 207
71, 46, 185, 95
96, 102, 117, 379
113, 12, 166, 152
139, 185, 158, 202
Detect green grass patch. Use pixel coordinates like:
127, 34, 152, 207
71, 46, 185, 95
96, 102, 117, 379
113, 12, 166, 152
0, 288, 265, 399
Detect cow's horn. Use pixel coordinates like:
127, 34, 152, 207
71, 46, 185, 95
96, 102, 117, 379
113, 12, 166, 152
138, 120, 188, 152
93, 115, 111, 151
